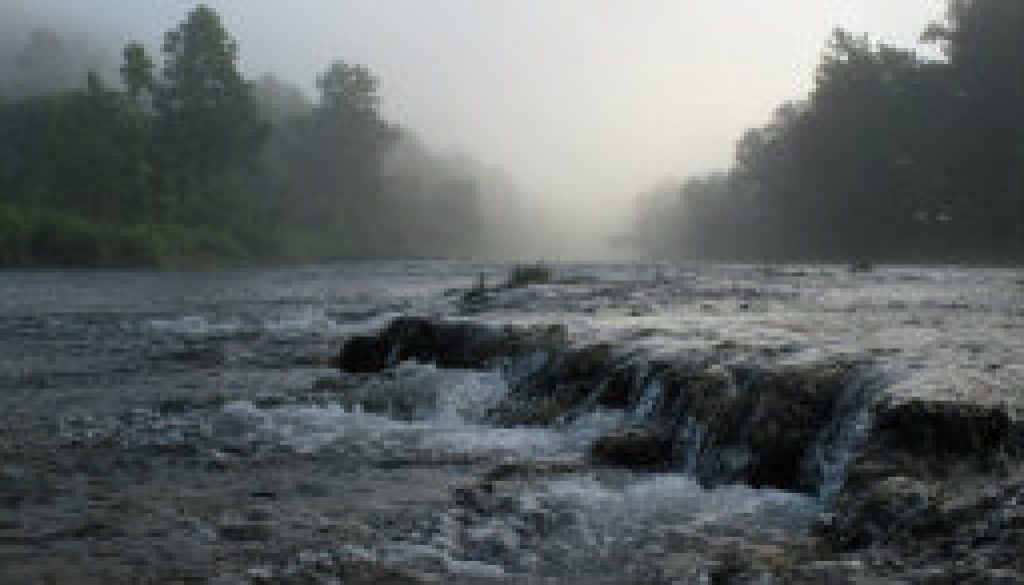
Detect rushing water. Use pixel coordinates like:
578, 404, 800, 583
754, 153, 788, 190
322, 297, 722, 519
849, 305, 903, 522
1, 262, 1022, 583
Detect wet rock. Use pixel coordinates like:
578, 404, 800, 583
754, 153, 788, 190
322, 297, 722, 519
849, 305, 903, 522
815, 388, 1024, 570
337, 334, 393, 373
333, 315, 1023, 582
493, 342, 626, 423
591, 426, 675, 470
820, 425, 1024, 580
679, 364, 854, 491
822, 476, 942, 548
873, 398, 1022, 460
342, 318, 866, 495
338, 317, 566, 373
585, 362, 857, 493
593, 364, 645, 409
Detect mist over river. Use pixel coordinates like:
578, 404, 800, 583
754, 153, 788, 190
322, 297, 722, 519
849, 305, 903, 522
1, 262, 1022, 584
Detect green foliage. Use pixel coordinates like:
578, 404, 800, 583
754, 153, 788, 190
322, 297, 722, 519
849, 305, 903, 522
251, 74, 312, 125
0, 205, 249, 267
317, 61, 380, 117
27, 211, 111, 266
154, 4, 266, 193
0, 4, 496, 267
120, 42, 154, 101
50, 73, 153, 223
0, 205, 32, 265
635, 0, 1024, 262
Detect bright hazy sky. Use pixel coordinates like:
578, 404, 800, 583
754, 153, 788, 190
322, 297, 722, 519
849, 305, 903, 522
16, 0, 948, 252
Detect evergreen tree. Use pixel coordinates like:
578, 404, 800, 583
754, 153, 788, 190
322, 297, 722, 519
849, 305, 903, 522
120, 42, 154, 103
153, 4, 264, 202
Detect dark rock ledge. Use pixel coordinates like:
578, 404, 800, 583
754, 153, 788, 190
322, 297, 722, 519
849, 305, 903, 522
338, 316, 1024, 582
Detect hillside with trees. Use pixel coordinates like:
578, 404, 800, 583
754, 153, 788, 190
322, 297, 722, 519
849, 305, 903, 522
0, 5, 510, 266
631, 0, 1023, 263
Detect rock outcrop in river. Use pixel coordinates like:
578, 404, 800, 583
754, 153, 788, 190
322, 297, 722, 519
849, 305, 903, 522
339, 314, 1024, 582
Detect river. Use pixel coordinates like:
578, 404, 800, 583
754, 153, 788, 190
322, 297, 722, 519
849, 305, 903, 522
1, 262, 1021, 583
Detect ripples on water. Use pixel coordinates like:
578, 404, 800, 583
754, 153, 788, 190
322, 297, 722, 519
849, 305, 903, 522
1, 262, 1021, 581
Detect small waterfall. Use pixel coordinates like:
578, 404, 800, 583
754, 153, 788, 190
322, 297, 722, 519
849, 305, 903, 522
436, 369, 510, 423
385, 341, 402, 367
555, 375, 610, 426
676, 415, 708, 475
632, 378, 664, 419
339, 317, 894, 499
802, 368, 888, 502
504, 350, 550, 388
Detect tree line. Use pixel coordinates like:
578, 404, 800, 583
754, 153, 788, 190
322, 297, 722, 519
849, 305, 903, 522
632, 0, 1024, 263
0, 5, 500, 266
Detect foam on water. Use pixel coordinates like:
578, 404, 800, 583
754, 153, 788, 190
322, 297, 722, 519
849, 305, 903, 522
220, 400, 359, 454
430, 471, 823, 578
335, 543, 508, 580
146, 307, 406, 344
262, 306, 339, 335
263, 307, 405, 338
435, 368, 508, 423
147, 315, 243, 336
217, 398, 626, 462
215, 362, 625, 461
538, 473, 819, 532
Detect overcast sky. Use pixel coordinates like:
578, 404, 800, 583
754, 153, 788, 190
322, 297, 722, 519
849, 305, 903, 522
13, 0, 948, 253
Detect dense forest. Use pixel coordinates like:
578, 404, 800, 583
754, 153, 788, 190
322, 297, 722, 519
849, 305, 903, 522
632, 0, 1024, 263
0, 5, 520, 266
